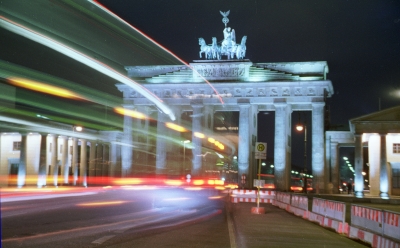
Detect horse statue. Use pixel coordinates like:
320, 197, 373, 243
235, 36, 247, 59
198, 38, 212, 59
210, 37, 221, 60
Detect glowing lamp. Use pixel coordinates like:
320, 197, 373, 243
296, 124, 304, 131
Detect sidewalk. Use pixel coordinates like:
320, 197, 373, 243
228, 202, 369, 248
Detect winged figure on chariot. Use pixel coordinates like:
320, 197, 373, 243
198, 10, 247, 60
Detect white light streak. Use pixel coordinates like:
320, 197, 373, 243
0, 17, 175, 121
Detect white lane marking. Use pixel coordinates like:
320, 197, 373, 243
92, 235, 115, 244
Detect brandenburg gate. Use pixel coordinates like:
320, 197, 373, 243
117, 11, 333, 192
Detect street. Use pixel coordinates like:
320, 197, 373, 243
1, 187, 231, 247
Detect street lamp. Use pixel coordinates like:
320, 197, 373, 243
296, 122, 307, 193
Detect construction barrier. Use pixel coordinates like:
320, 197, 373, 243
291, 195, 308, 211
273, 192, 291, 211
289, 195, 309, 218
230, 189, 275, 203
352, 205, 383, 236
309, 198, 347, 234
276, 192, 291, 204
352, 205, 400, 243
383, 211, 400, 241
349, 226, 400, 248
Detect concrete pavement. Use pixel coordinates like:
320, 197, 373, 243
228, 201, 369, 248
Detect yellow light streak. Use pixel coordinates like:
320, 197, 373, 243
165, 122, 188, 132
77, 201, 126, 207
164, 180, 183, 186
113, 178, 143, 185
194, 132, 205, 138
8, 77, 84, 100
114, 107, 148, 119
208, 195, 223, 199
193, 179, 205, 185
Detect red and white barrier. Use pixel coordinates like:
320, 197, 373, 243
308, 211, 325, 226
349, 226, 400, 248
230, 189, 275, 203
309, 198, 348, 234
352, 205, 383, 236
288, 205, 309, 219
276, 192, 291, 205
383, 211, 400, 241
291, 195, 308, 211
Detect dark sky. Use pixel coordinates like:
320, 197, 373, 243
96, 0, 400, 170
98, 0, 400, 125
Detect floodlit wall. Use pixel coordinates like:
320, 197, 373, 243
0, 133, 21, 186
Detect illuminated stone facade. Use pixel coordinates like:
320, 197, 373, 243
119, 60, 333, 192
326, 106, 400, 197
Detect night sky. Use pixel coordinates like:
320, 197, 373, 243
96, 0, 400, 170
98, 0, 400, 125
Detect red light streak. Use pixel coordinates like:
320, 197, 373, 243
90, 1, 225, 105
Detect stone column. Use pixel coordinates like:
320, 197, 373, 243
354, 134, 364, 197
368, 134, 380, 196
72, 137, 78, 185
238, 104, 250, 187
312, 102, 325, 193
330, 141, 340, 194
102, 144, 109, 177
379, 134, 389, 198
17, 133, 27, 188
204, 106, 214, 130
274, 103, 291, 192
88, 141, 96, 178
96, 143, 103, 177
121, 105, 133, 177
80, 139, 87, 187
48, 134, 58, 186
107, 132, 121, 177
191, 104, 203, 176
59, 136, 69, 185
156, 112, 168, 175
37, 134, 47, 187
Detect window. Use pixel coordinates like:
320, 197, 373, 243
393, 143, 400, 154
13, 141, 21, 151
60, 145, 63, 153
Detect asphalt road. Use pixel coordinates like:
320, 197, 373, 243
1, 187, 230, 248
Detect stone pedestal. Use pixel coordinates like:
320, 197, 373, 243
251, 207, 265, 214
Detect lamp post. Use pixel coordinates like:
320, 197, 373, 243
296, 122, 307, 193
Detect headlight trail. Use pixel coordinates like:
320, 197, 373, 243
0, 16, 176, 121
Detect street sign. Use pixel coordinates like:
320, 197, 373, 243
253, 179, 265, 187
255, 142, 267, 159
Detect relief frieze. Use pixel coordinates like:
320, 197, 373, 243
194, 64, 246, 78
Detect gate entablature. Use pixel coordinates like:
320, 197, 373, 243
124, 61, 329, 83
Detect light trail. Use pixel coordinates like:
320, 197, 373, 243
0, 16, 176, 121
8, 77, 86, 100
90, 0, 225, 105
76, 201, 127, 207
